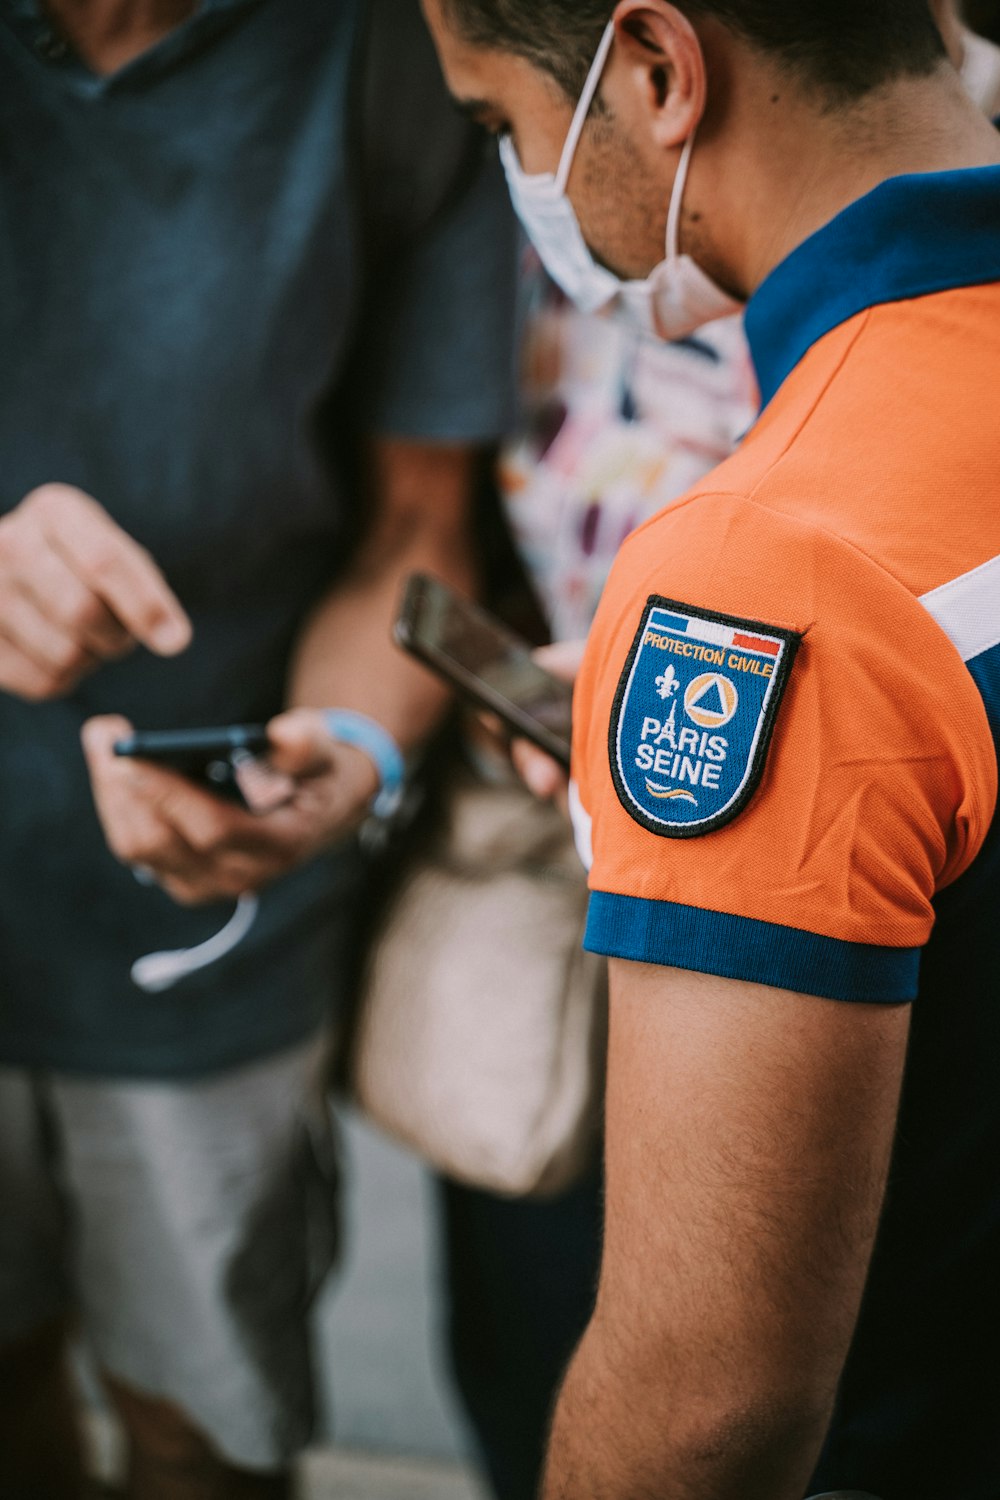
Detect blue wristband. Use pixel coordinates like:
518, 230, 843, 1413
321, 710, 406, 819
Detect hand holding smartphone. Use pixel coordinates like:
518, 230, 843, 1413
394, 573, 573, 768
113, 725, 296, 813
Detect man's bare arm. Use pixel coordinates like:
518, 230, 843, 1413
543, 959, 911, 1500
286, 435, 479, 743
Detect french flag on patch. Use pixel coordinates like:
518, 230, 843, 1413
654, 609, 781, 658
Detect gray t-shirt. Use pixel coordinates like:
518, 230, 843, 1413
0, 0, 517, 1076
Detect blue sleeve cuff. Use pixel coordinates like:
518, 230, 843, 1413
585, 891, 919, 1004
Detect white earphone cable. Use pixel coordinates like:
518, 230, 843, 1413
131, 892, 260, 994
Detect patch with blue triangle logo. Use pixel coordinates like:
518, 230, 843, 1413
610, 597, 800, 838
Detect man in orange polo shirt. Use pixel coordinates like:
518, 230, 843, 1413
422, 2, 1000, 1496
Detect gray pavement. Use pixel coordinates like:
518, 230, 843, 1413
315, 1106, 469, 1461
299, 1450, 484, 1500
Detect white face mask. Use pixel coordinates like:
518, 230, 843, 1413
960, 27, 1000, 117
499, 20, 742, 340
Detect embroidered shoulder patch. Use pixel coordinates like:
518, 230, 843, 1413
609, 597, 800, 838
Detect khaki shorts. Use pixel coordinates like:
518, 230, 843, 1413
0, 1033, 339, 1469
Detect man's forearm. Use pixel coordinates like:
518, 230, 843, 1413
543, 1317, 827, 1500
286, 440, 480, 750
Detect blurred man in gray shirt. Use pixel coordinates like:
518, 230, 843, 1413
0, 1, 515, 1494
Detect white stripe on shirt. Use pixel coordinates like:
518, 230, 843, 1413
920, 553, 1000, 664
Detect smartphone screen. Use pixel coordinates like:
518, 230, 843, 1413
395, 574, 573, 767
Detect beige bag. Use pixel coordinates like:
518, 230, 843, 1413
350, 765, 607, 1197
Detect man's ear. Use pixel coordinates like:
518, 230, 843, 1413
610, 1, 706, 148
928, 0, 965, 68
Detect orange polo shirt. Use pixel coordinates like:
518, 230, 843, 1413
575, 164, 1000, 1003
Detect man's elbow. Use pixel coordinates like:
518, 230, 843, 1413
666, 1393, 832, 1492
580, 1314, 835, 1494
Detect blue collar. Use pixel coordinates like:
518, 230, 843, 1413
745, 163, 1000, 409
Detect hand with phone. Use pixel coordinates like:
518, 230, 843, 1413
509, 639, 585, 811
111, 726, 296, 812
394, 572, 580, 808
0, 484, 192, 699
395, 573, 573, 760
81, 710, 380, 906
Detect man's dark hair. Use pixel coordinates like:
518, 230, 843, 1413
441, 0, 947, 105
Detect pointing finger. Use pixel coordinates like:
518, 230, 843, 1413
40, 487, 192, 656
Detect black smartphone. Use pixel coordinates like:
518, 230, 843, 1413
395, 573, 573, 768
113, 725, 294, 811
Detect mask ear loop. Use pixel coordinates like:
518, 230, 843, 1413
554, 20, 617, 192
665, 132, 696, 259
131, 892, 260, 994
